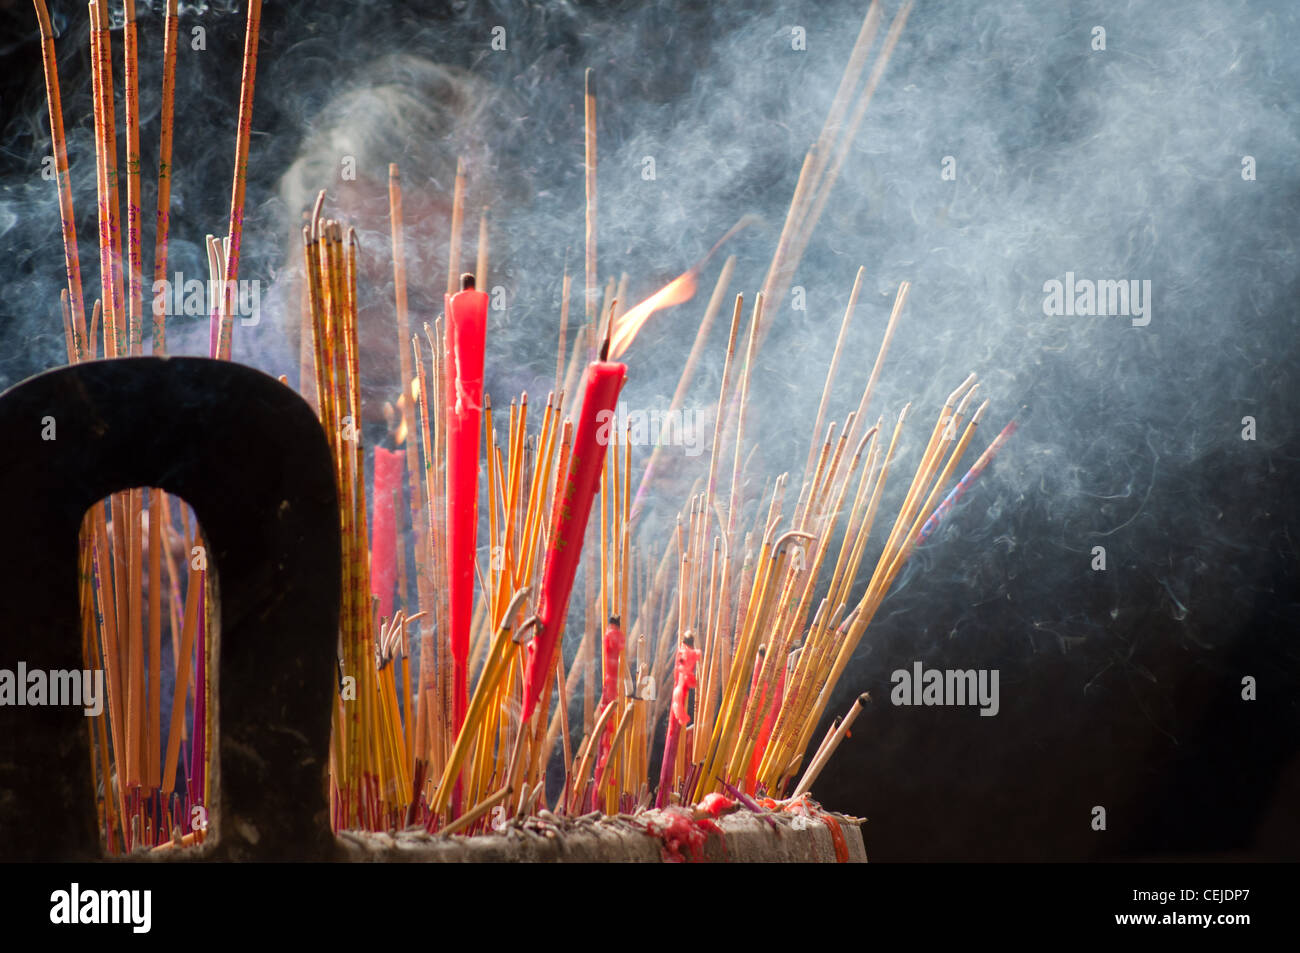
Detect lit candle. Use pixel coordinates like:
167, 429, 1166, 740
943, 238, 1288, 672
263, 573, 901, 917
444, 274, 488, 733
522, 341, 627, 720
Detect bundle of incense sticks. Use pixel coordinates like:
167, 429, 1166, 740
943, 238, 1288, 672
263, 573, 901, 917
33, 0, 1022, 848
33, 0, 222, 853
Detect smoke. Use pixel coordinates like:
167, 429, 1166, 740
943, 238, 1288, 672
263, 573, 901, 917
2, 0, 1297, 856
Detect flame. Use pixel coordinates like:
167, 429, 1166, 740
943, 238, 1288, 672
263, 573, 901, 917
609, 270, 698, 359
606, 215, 760, 359
392, 379, 420, 447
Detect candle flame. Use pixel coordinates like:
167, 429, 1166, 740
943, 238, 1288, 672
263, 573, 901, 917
609, 270, 698, 359
604, 216, 759, 359
393, 380, 419, 447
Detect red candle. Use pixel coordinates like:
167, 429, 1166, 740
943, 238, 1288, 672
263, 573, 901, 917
371, 446, 403, 624
655, 634, 700, 807
601, 617, 626, 704
670, 637, 701, 729
592, 616, 626, 794
444, 274, 488, 733
522, 351, 627, 720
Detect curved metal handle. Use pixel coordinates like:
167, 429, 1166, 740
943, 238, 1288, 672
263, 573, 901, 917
0, 358, 340, 860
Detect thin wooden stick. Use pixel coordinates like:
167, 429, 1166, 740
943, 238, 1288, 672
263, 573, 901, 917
88, 299, 101, 361
793, 693, 868, 796
429, 590, 530, 818
757, 145, 819, 333
725, 294, 764, 546
147, 492, 161, 791
150, 0, 179, 356
90, 0, 124, 359
782, 0, 914, 306
475, 210, 489, 289
59, 291, 74, 364
568, 698, 619, 813
215, 0, 262, 360
801, 266, 864, 484
161, 557, 203, 796
629, 255, 736, 526
123, 0, 142, 355
621, 426, 631, 625
555, 268, 571, 397
446, 157, 466, 298
790, 2, 882, 250
439, 785, 512, 837
33, 0, 87, 348
389, 166, 435, 754
848, 281, 909, 449
584, 69, 598, 329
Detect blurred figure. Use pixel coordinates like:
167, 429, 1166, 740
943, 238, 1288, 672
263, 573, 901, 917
270, 53, 521, 435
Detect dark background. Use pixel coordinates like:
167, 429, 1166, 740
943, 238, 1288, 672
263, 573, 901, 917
1, 0, 1297, 861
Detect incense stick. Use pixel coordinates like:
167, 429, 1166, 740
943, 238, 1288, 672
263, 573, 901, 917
584, 69, 598, 329
33, 0, 87, 348
150, 0, 179, 356
215, 0, 262, 361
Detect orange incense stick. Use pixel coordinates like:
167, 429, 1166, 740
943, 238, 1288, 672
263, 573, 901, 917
216, 0, 262, 360
33, 0, 87, 348
123, 0, 142, 354
151, 0, 179, 355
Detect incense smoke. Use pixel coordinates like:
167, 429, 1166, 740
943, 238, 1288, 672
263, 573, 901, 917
1, 0, 1297, 859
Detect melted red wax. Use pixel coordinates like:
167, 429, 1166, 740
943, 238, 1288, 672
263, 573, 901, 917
822, 812, 849, 863
670, 641, 701, 727
645, 806, 723, 863
698, 792, 736, 818
769, 795, 851, 862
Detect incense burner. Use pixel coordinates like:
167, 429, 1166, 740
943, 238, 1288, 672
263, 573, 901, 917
0, 358, 863, 863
